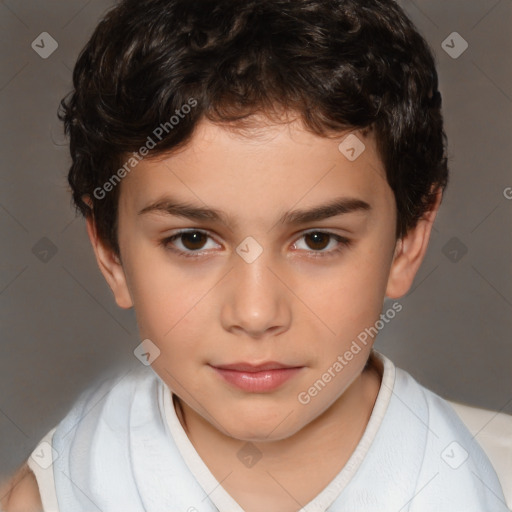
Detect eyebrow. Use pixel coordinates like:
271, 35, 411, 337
138, 195, 371, 227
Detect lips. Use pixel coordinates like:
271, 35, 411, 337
212, 361, 297, 372
209, 361, 303, 392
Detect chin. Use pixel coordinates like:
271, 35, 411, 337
216, 403, 306, 443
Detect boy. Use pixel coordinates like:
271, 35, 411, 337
1, 0, 509, 510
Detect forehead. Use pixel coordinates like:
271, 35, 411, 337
118, 119, 393, 221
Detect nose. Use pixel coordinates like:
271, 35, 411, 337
220, 247, 291, 339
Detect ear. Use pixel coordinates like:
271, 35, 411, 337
83, 196, 134, 309
385, 187, 443, 299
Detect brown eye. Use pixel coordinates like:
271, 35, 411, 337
161, 230, 219, 257
293, 231, 351, 258
304, 232, 331, 251
179, 231, 208, 250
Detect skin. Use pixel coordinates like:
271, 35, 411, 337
3, 117, 440, 512
0, 464, 42, 511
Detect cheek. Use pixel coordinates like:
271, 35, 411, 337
310, 238, 394, 338
132, 276, 208, 342
121, 244, 205, 339
130, 272, 209, 381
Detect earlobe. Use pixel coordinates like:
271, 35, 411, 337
85, 211, 134, 309
385, 187, 443, 299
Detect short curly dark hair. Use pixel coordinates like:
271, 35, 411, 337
59, 0, 449, 258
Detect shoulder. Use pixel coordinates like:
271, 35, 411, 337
49, 366, 160, 463
392, 365, 472, 433
81, 365, 157, 405
0, 370, 160, 512
393, 367, 509, 510
57, 366, 157, 429
0, 463, 42, 512
394, 365, 493, 457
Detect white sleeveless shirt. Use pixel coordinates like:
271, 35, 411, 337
27, 351, 508, 511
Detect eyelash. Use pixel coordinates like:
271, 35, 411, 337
159, 229, 352, 259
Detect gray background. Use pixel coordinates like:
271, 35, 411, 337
1, 0, 511, 479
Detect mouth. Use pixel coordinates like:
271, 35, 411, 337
209, 361, 304, 392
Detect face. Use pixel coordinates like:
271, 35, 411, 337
89, 118, 439, 442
